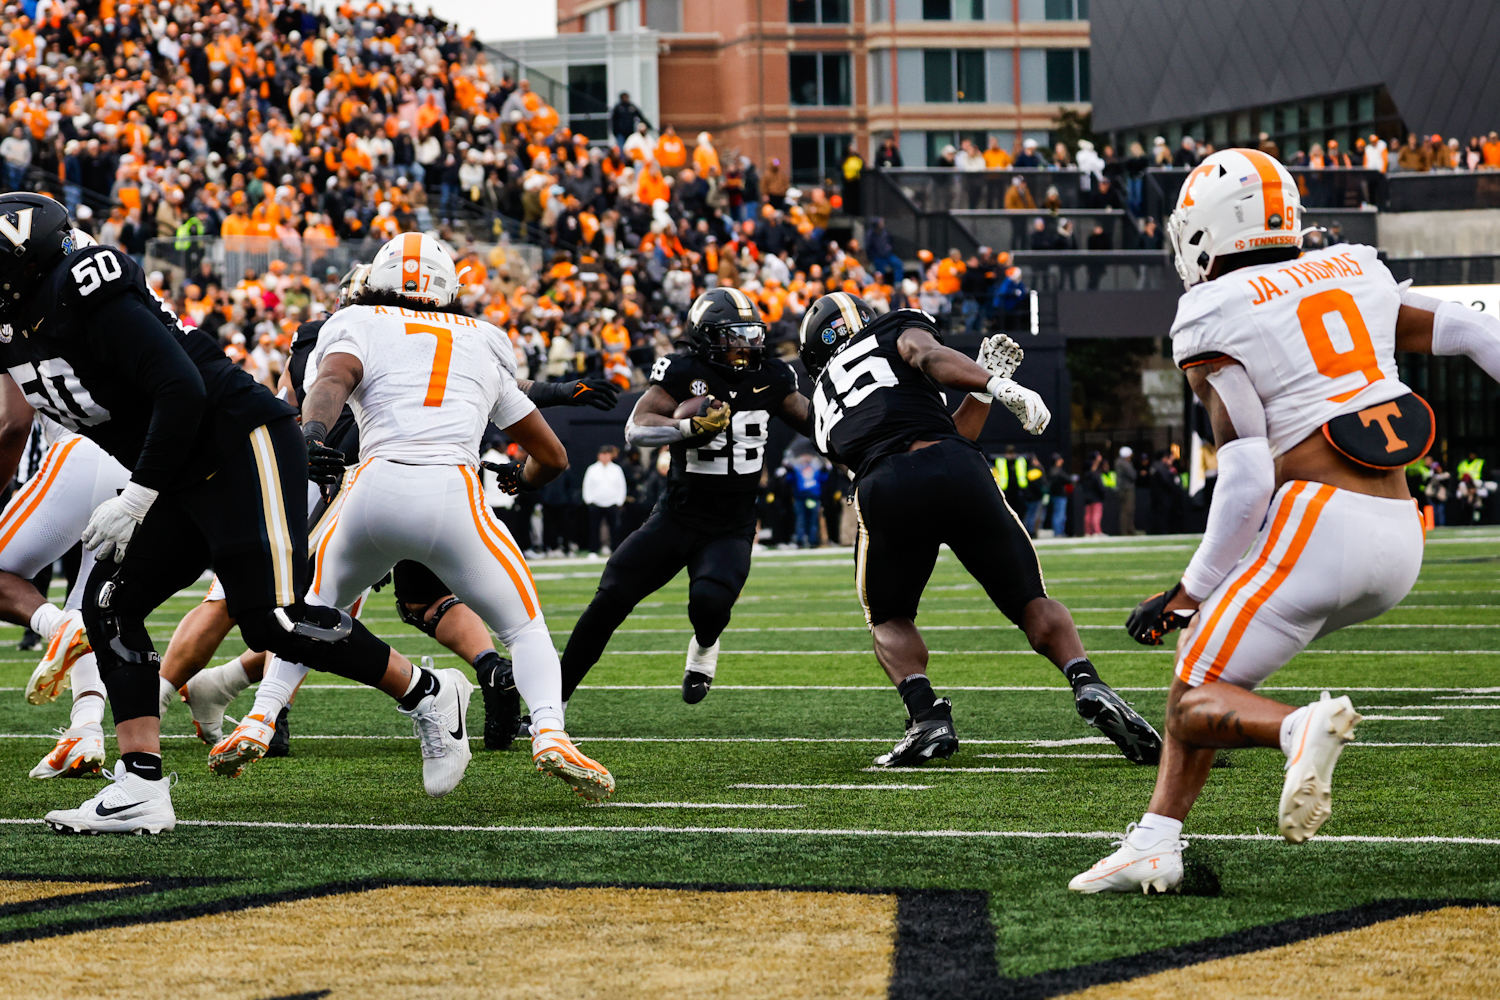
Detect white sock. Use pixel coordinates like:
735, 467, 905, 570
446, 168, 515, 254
211, 656, 253, 695
1129, 812, 1183, 847
688, 638, 719, 678
70, 690, 105, 729
508, 620, 564, 732
249, 655, 308, 720
1280, 704, 1312, 757
157, 675, 177, 717
30, 602, 66, 640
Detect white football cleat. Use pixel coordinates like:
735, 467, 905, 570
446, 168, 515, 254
181, 668, 244, 744
29, 724, 106, 779
532, 729, 615, 801
1068, 824, 1186, 894
399, 665, 473, 797
207, 713, 275, 777
26, 609, 90, 705
1279, 691, 1362, 844
45, 759, 176, 835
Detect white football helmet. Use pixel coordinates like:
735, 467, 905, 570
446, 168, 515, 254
364, 232, 459, 307
1166, 148, 1303, 290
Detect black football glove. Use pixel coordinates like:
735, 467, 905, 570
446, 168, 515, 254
481, 460, 537, 495
1125, 582, 1197, 646
302, 421, 346, 486
526, 378, 620, 411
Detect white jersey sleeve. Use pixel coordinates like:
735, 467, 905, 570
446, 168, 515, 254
310, 304, 534, 466
1170, 243, 1411, 457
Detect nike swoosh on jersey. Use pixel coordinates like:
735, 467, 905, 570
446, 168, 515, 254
753, 385, 770, 392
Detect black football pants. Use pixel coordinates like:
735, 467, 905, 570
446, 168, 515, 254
559, 508, 752, 700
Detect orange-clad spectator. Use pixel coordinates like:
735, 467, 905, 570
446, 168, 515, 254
341, 133, 372, 173
415, 93, 448, 134
530, 101, 559, 138
1483, 131, 1500, 169
600, 317, 632, 390
579, 208, 600, 246
456, 251, 488, 286
936, 248, 966, 295
250, 193, 281, 236
655, 126, 687, 171
692, 132, 720, 176
637, 164, 670, 205
8, 16, 35, 56
983, 137, 1013, 170
220, 200, 253, 244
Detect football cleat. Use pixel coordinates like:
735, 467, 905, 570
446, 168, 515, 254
265, 707, 291, 758
45, 760, 176, 835
207, 713, 275, 777
532, 729, 615, 801
683, 637, 719, 704
1074, 682, 1163, 765
1069, 823, 1186, 894
1279, 692, 1362, 844
514, 714, 532, 747
474, 652, 520, 751
29, 723, 106, 779
19, 628, 41, 651
874, 700, 959, 767
26, 609, 90, 705
399, 665, 473, 797
181, 667, 246, 744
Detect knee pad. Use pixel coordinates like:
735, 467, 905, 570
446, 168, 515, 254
398, 595, 464, 638
241, 603, 389, 688
85, 575, 161, 723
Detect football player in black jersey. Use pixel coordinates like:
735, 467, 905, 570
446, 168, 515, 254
799, 292, 1163, 767
157, 263, 621, 755
559, 287, 812, 704
0, 193, 448, 834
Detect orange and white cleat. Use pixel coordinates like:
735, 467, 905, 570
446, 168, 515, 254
532, 729, 615, 801
29, 723, 106, 779
26, 609, 90, 705
207, 714, 275, 777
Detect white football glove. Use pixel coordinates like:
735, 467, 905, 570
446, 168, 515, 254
81, 482, 158, 563
987, 376, 1050, 435
971, 334, 1025, 402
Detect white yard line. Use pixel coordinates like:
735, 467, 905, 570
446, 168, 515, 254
729, 783, 932, 790
977, 753, 1122, 759
5, 816, 1497, 845
1359, 716, 1443, 721
1363, 705, 1500, 710
593, 802, 805, 810
858, 766, 1049, 773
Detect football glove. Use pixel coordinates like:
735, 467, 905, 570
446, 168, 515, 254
1126, 582, 1197, 646
82, 482, 157, 564
987, 377, 1050, 434
684, 399, 732, 439
527, 378, 620, 411
481, 460, 536, 495
302, 420, 346, 486
971, 335, 1025, 402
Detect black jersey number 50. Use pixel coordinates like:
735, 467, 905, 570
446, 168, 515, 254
71, 250, 123, 297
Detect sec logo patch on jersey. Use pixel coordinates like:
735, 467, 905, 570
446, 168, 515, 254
690, 378, 708, 397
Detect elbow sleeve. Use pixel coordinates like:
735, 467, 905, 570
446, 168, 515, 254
625, 418, 687, 447
1180, 437, 1275, 602
1431, 299, 1500, 383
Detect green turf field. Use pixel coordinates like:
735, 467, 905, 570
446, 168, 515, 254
2, 529, 1499, 996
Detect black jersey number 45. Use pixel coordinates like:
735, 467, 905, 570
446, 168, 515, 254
813, 334, 899, 452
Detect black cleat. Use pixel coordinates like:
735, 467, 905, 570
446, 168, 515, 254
682, 670, 713, 704
265, 707, 291, 758
874, 699, 959, 767
513, 714, 531, 748
1074, 682, 1162, 765
474, 652, 520, 751
18, 629, 40, 651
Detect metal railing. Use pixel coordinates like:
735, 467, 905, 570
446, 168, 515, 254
1384, 171, 1500, 212
951, 209, 1134, 253
1008, 250, 1173, 292
1382, 255, 1500, 286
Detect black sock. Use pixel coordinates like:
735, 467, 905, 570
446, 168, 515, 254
397, 667, 440, 711
897, 674, 938, 719
121, 751, 162, 782
472, 649, 501, 679
1061, 657, 1101, 693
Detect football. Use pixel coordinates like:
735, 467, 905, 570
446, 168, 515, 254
672, 395, 720, 420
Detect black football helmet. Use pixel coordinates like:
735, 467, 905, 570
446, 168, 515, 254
797, 291, 875, 380
684, 287, 766, 372
0, 193, 76, 321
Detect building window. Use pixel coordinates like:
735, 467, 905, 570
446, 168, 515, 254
790, 53, 851, 106
791, 133, 854, 185
924, 49, 986, 103
567, 64, 610, 139
1045, 48, 1089, 102
921, 0, 983, 17
645, 0, 681, 31
790, 0, 850, 22
1045, 0, 1087, 18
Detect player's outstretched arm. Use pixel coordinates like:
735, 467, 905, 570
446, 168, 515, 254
495, 410, 569, 492
896, 326, 1050, 434
519, 377, 620, 411
1128, 360, 1273, 644
1396, 294, 1500, 383
777, 392, 813, 438
0, 375, 34, 486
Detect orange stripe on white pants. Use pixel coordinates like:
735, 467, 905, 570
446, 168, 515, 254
0, 437, 76, 547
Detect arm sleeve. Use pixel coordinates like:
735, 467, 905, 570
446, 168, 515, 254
83, 293, 207, 491
1430, 299, 1500, 383
1179, 437, 1276, 602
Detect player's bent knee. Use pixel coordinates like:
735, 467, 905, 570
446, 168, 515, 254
84, 576, 162, 722
397, 595, 463, 637
240, 603, 389, 687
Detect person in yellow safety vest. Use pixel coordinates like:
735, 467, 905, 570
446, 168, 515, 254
1457, 453, 1485, 483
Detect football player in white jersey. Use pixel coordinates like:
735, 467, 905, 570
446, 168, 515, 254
1071, 148, 1500, 893
0, 409, 129, 778
210, 233, 614, 801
